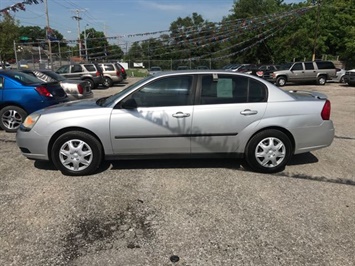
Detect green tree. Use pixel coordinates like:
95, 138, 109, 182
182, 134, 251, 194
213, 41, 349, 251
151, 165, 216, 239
0, 14, 19, 67
80, 28, 109, 61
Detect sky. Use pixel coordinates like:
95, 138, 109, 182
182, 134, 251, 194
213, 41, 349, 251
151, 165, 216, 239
1, 0, 305, 47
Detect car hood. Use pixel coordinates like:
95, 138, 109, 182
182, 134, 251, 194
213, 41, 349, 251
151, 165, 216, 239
36, 98, 102, 115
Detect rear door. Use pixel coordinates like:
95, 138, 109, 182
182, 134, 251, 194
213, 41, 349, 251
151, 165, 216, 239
191, 73, 267, 154
303, 61, 317, 81
110, 75, 195, 155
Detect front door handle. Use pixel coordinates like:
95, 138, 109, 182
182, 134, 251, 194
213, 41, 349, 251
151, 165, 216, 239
240, 109, 258, 116
172, 112, 190, 118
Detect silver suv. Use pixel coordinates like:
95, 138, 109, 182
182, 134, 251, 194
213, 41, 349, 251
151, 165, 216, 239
98, 63, 123, 87
56, 63, 104, 89
269, 61, 336, 86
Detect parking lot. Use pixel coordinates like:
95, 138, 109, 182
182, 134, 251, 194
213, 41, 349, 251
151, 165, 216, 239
0, 78, 354, 265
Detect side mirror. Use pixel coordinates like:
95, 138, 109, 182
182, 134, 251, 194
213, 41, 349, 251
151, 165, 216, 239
121, 98, 138, 109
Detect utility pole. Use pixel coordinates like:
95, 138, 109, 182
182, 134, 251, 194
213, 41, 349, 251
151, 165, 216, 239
44, 0, 53, 69
312, 0, 321, 61
72, 9, 85, 58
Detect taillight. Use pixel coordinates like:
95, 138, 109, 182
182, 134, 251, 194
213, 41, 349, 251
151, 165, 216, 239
96, 71, 100, 77
321, 99, 331, 120
77, 84, 84, 94
35, 86, 53, 97
116, 70, 120, 77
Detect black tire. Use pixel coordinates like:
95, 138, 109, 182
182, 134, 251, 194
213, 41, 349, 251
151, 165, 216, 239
317, 75, 326, 85
83, 78, 95, 90
0, 106, 27, 132
245, 129, 292, 173
339, 76, 345, 83
103, 76, 113, 87
276, 76, 286, 87
51, 131, 103, 176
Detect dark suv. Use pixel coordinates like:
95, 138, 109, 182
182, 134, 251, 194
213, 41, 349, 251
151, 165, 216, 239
56, 63, 104, 89
269, 61, 336, 86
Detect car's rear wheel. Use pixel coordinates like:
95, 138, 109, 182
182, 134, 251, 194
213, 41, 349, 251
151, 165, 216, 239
0, 106, 27, 132
245, 129, 292, 173
51, 131, 103, 176
276, 76, 286, 86
103, 76, 113, 87
317, 75, 327, 85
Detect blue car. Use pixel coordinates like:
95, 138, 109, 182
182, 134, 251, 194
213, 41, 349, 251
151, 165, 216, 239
0, 70, 68, 132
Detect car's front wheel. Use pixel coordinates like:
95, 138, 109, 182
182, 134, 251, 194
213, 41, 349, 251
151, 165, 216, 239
276, 76, 287, 86
83, 78, 95, 90
51, 131, 103, 176
245, 129, 292, 173
0, 106, 27, 132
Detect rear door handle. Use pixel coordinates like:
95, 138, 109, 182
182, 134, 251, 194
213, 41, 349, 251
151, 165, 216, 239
240, 109, 258, 116
172, 112, 190, 118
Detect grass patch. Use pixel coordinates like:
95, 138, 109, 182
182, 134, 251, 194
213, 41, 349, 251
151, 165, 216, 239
127, 68, 148, 77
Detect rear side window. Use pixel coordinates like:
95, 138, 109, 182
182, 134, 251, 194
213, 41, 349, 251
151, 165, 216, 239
316, 61, 335, 69
305, 62, 314, 70
84, 64, 96, 71
200, 74, 267, 104
103, 64, 115, 71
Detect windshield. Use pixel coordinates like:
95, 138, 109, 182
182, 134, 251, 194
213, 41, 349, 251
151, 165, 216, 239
98, 76, 153, 107
279, 63, 293, 70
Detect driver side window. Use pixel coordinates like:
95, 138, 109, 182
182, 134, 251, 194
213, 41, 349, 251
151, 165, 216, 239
126, 75, 194, 108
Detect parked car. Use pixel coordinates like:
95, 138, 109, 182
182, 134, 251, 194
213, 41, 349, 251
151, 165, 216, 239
196, 65, 209, 70
56, 63, 104, 89
177, 66, 189, 70
148, 66, 162, 76
250, 64, 280, 79
233, 64, 258, 74
98, 63, 123, 87
269, 61, 337, 86
16, 70, 334, 176
116, 62, 127, 80
19, 69, 93, 101
343, 69, 355, 86
328, 68, 346, 83
0, 70, 68, 132
0, 61, 11, 69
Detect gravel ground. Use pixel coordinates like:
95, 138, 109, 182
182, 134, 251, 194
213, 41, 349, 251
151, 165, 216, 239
0, 78, 354, 266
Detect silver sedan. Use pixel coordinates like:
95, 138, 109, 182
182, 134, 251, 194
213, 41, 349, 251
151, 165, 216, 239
16, 70, 334, 176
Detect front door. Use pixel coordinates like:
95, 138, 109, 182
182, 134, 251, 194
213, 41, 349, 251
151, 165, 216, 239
110, 75, 195, 155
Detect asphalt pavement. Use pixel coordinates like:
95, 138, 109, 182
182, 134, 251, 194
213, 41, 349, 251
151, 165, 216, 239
0, 79, 354, 265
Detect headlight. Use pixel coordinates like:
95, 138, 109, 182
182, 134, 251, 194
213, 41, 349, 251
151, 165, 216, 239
21, 114, 41, 131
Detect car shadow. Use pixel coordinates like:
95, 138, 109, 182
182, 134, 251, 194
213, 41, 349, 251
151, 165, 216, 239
108, 158, 243, 170
287, 152, 319, 166
33, 152, 318, 173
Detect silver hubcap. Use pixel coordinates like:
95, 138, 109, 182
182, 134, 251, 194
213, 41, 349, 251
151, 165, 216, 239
59, 139, 93, 172
2, 110, 22, 130
279, 79, 286, 86
255, 137, 286, 168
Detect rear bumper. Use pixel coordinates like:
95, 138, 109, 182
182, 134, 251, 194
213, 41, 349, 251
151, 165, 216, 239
292, 121, 335, 154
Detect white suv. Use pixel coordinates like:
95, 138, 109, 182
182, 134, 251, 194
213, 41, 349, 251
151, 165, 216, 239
98, 63, 123, 87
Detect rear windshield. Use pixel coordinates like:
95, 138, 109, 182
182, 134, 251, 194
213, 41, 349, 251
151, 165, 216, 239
37, 70, 66, 81
3, 71, 43, 84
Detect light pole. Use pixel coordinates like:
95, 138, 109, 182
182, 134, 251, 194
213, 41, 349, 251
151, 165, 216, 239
84, 24, 90, 62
